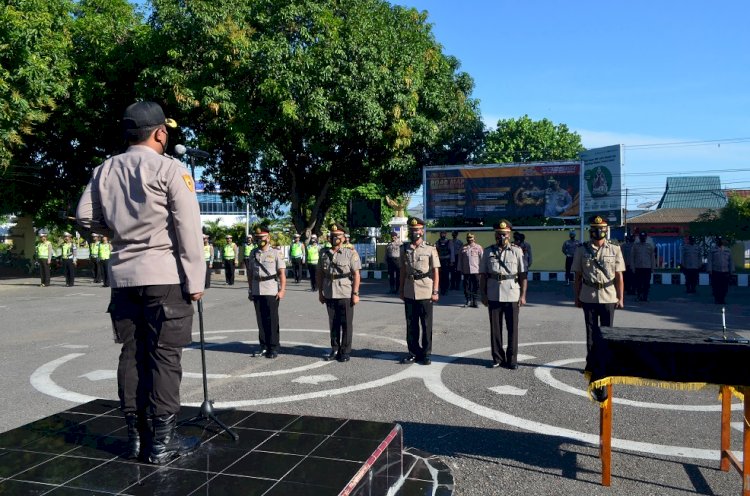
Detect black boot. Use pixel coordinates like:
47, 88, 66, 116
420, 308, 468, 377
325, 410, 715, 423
124, 413, 141, 460
148, 414, 200, 465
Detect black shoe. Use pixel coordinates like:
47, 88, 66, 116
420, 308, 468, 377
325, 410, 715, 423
324, 350, 338, 361
124, 413, 144, 460
421, 357, 431, 365
148, 414, 200, 465
592, 387, 608, 402
338, 354, 350, 362
252, 348, 268, 358
506, 363, 518, 370
400, 354, 416, 364
266, 351, 278, 359
488, 361, 502, 369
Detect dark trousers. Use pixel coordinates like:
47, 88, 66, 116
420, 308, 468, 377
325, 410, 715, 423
224, 259, 235, 285
39, 260, 51, 286
63, 259, 75, 286
565, 257, 574, 283
326, 298, 354, 355
463, 274, 479, 303
624, 266, 635, 295
291, 258, 304, 282
386, 257, 400, 292
635, 268, 652, 300
308, 264, 318, 290
581, 302, 616, 371
252, 295, 280, 352
404, 298, 433, 359
450, 264, 462, 290
438, 262, 450, 294
91, 258, 100, 283
109, 284, 193, 417
100, 260, 109, 287
488, 300, 519, 365
711, 271, 731, 304
684, 268, 699, 293
205, 261, 212, 289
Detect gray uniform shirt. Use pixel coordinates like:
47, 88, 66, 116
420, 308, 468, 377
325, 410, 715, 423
708, 247, 733, 273
681, 244, 702, 270
318, 247, 361, 299
459, 243, 483, 274
386, 241, 401, 259
630, 241, 656, 269
76, 145, 205, 294
249, 247, 286, 295
480, 244, 525, 302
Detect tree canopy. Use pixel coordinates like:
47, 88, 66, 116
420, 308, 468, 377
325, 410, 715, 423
0, 0, 483, 237
689, 194, 750, 243
480, 114, 584, 164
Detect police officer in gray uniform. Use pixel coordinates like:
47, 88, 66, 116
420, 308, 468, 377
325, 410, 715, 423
317, 223, 361, 362
481, 220, 527, 369
247, 225, 287, 358
77, 101, 203, 464
708, 236, 734, 304
400, 217, 440, 365
680, 235, 701, 294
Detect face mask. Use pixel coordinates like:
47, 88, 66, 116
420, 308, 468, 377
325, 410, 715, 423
440, 234, 446, 240
496, 233, 510, 246
409, 231, 422, 242
590, 228, 607, 240
255, 237, 267, 248
331, 235, 342, 246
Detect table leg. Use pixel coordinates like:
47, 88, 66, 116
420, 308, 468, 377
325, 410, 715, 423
743, 387, 749, 496
721, 385, 731, 472
600, 383, 612, 486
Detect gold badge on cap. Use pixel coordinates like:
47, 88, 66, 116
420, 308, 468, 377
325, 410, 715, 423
500, 222, 507, 229
331, 224, 338, 231
409, 218, 417, 226
595, 216, 603, 224
182, 174, 195, 192
255, 227, 262, 234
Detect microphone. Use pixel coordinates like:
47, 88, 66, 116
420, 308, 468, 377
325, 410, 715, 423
174, 144, 210, 159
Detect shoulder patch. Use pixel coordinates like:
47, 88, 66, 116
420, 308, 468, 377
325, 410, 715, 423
182, 174, 195, 192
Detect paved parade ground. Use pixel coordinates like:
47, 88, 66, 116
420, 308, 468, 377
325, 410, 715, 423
1, 273, 749, 495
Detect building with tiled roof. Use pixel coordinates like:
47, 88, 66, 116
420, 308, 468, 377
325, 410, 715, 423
656, 176, 727, 209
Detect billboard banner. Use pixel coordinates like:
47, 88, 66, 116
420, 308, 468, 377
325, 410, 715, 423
424, 162, 581, 221
580, 144, 623, 225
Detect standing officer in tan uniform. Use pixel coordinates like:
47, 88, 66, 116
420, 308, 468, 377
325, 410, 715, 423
459, 233, 483, 307
399, 217, 440, 365
480, 220, 527, 370
247, 225, 286, 358
385, 231, 402, 294
572, 215, 625, 401
77, 101, 203, 464
317, 223, 361, 362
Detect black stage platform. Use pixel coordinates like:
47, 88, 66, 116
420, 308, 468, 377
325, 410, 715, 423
0, 400, 453, 495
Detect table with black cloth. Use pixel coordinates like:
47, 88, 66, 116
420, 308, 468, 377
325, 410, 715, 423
586, 326, 750, 493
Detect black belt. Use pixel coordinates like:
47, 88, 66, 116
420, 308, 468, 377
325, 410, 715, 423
257, 275, 278, 282
410, 273, 431, 280
324, 273, 352, 280
492, 273, 518, 282
583, 279, 614, 290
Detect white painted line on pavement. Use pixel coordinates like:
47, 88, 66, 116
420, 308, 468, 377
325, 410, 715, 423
292, 374, 338, 385
30, 354, 98, 404
489, 386, 527, 396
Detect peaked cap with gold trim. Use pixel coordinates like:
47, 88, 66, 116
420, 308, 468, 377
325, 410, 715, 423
407, 217, 425, 229
493, 219, 512, 232
588, 215, 608, 228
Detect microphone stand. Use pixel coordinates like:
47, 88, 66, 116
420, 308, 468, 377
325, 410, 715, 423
706, 306, 750, 344
186, 299, 239, 440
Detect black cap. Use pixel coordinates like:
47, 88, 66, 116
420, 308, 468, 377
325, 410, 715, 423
407, 217, 425, 229
122, 102, 177, 131
588, 215, 608, 227
494, 219, 512, 232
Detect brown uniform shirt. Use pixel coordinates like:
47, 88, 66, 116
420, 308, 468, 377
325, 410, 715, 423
249, 246, 286, 295
76, 145, 205, 294
572, 241, 625, 304
400, 241, 440, 300
318, 247, 361, 299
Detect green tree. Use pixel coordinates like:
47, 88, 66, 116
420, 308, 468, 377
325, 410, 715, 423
146, 0, 482, 239
480, 115, 584, 164
689, 195, 750, 243
0, 0, 72, 171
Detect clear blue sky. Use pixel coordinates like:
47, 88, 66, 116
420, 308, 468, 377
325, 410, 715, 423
394, 0, 750, 211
